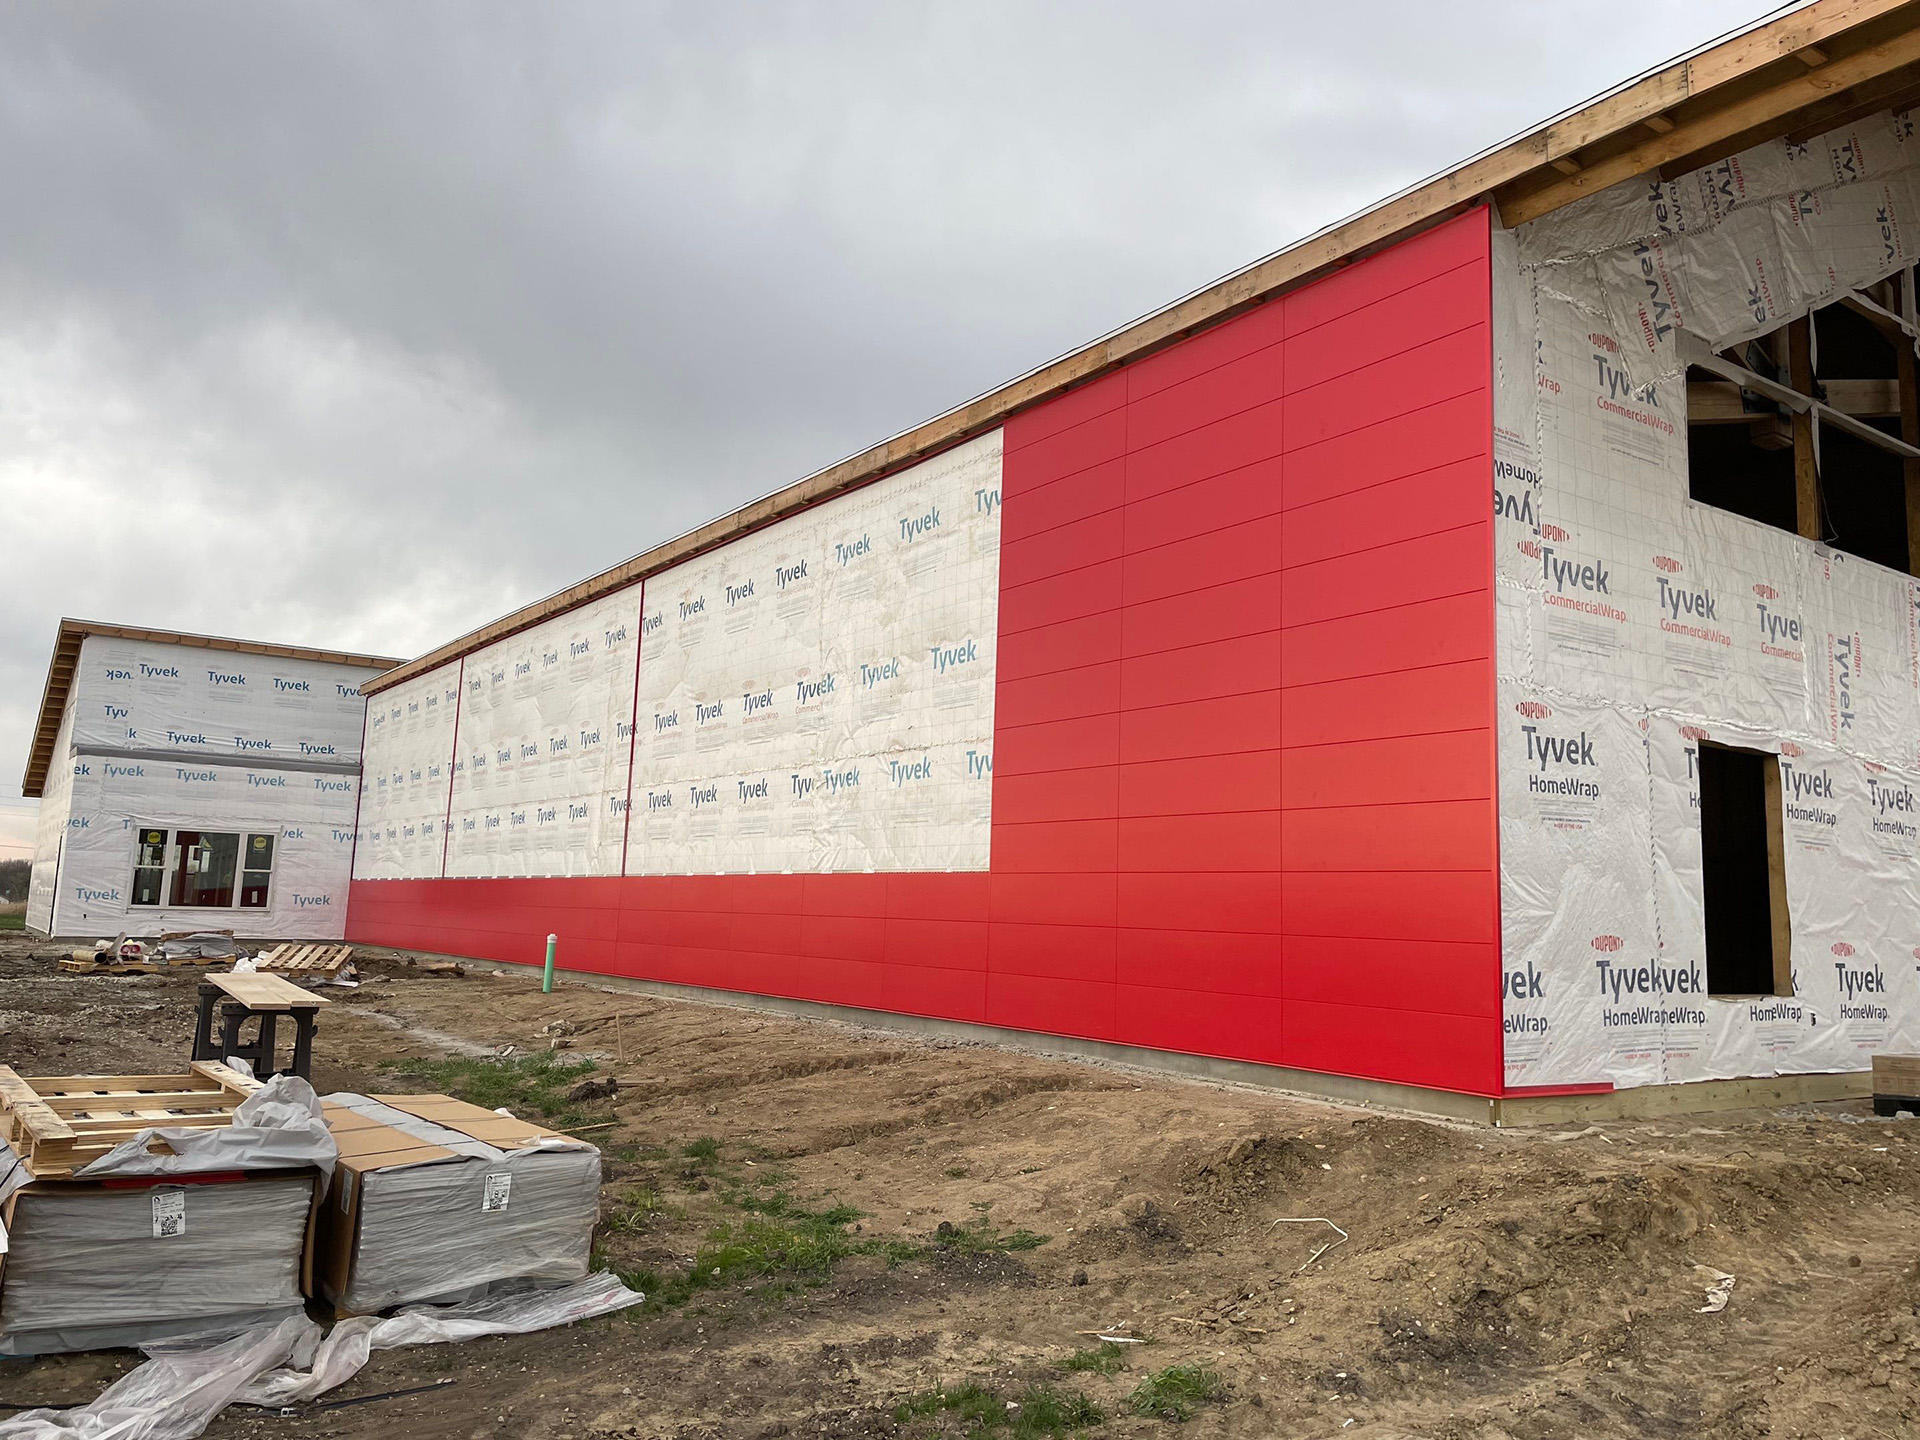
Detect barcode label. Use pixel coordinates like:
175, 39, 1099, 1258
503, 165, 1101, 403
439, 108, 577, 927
481, 1173, 511, 1212
152, 1190, 186, 1238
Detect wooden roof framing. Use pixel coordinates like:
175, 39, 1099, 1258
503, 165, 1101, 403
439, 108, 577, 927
20, 618, 402, 799
351, 0, 1920, 696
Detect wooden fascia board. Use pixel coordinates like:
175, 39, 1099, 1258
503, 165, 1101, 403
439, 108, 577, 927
362, 0, 1920, 697
1503, 20, 1920, 224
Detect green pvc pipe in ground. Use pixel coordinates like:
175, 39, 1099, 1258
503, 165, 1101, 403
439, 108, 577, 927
542, 933, 557, 993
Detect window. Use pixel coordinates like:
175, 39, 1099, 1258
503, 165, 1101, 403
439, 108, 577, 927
240, 833, 275, 909
1683, 274, 1920, 576
130, 827, 169, 907
1697, 743, 1791, 999
169, 831, 241, 908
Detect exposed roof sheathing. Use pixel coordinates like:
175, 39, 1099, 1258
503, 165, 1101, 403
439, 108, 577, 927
359, 0, 1920, 696
20, 619, 402, 799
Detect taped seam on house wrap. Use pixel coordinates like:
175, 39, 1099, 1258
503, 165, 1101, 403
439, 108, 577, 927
1494, 108, 1920, 1091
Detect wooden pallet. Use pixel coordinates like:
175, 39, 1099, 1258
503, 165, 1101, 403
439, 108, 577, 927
254, 943, 354, 977
0, 1060, 260, 1179
58, 951, 232, 975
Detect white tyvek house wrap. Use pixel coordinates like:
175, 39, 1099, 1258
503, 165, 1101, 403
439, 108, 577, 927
354, 429, 1002, 883
1495, 108, 1920, 1089
628, 431, 999, 875
445, 589, 641, 878
71, 637, 374, 764
353, 669, 461, 881
27, 637, 383, 938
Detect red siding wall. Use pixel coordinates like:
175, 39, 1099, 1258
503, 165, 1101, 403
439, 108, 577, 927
349, 207, 1501, 1096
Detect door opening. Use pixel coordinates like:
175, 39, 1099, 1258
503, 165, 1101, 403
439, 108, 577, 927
1698, 743, 1792, 997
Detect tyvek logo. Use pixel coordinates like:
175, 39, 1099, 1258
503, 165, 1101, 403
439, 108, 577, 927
900, 506, 941, 542
166, 730, 209, 746
273, 677, 310, 693
105, 666, 133, 681
246, 774, 286, 788
680, 596, 706, 620
1521, 723, 1597, 799
860, 658, 900, 689
1835, 951, 1889, 1021
519, 742, 538, 759
654, 709, 679, 731
775, 559, 808, 590
931, 639, 977, 675
822, 764, 859, 795
293, 894, 332, 908
1656, 574, 1718, 623
234, 735, 273, 751
1629, 241, 1676, 347
72, 761, 92, 777
175, 768, 217, 783
569, 802, 590, 821
1756, 595, 1803, 658
725, 579, 754, 607
888, 755, 932, 786
207, 668, 245, 686
834, 535, 871, 565
67, 815, 89, 829
738, 778, 770, 801
299, 742, 337, 756
515, 660, 532, 678
314, 777, 351, 793
336, 683, 361, 698
648, 790, 672, 811
549, 734, 569, 754
604, 624, 628, 646
742, 688, 774, 716
104, 763, 143, 779
1780, 759, 1839, 829
537, 805, 556, 824
1537, 543, 1611, 595
696, 699, 724, 724
1867, 775, 1916, 840
579, 727, 601, 748
967, 749, 992, 779
796, 674, 836, 704
1492, 459, 1539, 530
1594, 349, 1663, 407
139, 662, 179, 679
76, 885, 120, 904
1504, 961, 1545, 1000
607, 796, 628, 814
1831, 633, 1860, 733
976, 487, 1001, 516
102, 703, 130, 722
1594, 955, 1701, 1002
541, 648, 560, 669
570, 639, 591, 660
690, 783, 718, 808
642, 611, 663, 635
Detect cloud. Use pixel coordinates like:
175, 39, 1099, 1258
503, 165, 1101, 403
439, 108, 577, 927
0, 0, 1772, 856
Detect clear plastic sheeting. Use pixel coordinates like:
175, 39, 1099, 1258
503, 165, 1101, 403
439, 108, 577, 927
0, 1274, 642, 1440
75, 1075, 337, 1183
0, 1176, 315, 1358
237, 1271, 644, 1409
1494, 107, 1920, 1091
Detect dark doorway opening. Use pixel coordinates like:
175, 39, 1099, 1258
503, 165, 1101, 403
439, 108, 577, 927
1698, 743, 1791, 997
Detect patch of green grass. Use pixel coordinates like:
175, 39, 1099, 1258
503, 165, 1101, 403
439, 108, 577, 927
1126, 1365, 1223, 1422
682, 1135, 721, 1161
932, 1214, 1050, 1255
601, 1184, 666, 1235
894, 1381, 1103, 1437
0, 912, 24, 932
382, 1050, 603, 1127
1059, 1342, 1127, 1376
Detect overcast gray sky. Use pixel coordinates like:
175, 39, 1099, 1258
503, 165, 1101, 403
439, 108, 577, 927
1, 0, 1784, 858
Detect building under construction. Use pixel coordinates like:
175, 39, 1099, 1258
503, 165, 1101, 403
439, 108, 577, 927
320, 2, 1920, 1109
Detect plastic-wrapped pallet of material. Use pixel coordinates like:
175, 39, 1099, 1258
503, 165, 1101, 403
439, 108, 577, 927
0, 1069, 335, 1357
315, 1092, 602, 1315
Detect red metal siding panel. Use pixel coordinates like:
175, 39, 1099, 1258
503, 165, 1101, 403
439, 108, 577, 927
347, 206, 1500, 1100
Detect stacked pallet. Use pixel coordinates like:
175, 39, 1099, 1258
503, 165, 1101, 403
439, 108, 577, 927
254, 942, 354, 977
0, 1061, 325, 1356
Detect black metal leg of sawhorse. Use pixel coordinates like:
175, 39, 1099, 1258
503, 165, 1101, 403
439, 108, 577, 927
191, 983, 317, 1081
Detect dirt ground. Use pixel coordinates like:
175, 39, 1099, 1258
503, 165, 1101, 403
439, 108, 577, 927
4, 934, 1920, 1439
